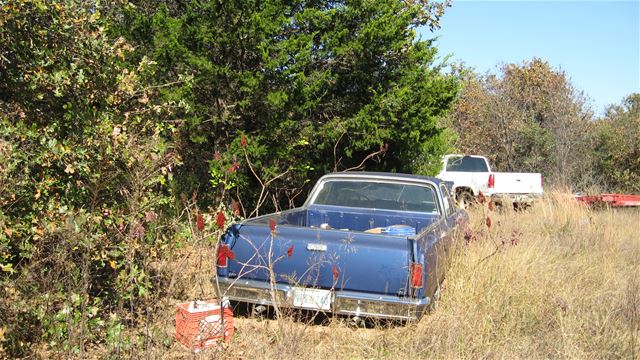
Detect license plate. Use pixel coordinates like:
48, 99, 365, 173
292, 287, 332, 310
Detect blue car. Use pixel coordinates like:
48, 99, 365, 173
214, 172, 468, 321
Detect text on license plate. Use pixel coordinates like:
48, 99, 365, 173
292, 287, 332, 310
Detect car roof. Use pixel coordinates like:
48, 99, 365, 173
319, 171, 444, 186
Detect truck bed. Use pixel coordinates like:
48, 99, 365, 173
248, 204, 440, 233
490, 172, 543, 196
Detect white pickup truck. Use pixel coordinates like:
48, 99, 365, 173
436, 154, 543, 209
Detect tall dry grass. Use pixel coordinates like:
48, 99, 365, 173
102, 191, 640, 359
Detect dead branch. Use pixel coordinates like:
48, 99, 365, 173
243, 149, 290, 217
342, 144, 389, 172
333, 130, 347, 172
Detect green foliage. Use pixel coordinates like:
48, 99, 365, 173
2, 0, 636, 357
116, 0, 457, 212
1, 0, 456, 356
0, 0, 183, 356
591, 94, 640, 192
449, 60, 640, 193
449, 58, 593, 188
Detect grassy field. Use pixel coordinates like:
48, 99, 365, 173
103, 191, 639, 359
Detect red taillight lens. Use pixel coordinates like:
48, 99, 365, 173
217, 250, 227, 268
217, 244, 235, 267
541, 175, 544, 188
410, 263, 423, 288
488, 174, 495, 188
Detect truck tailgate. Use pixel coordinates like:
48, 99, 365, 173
493, 172, 543, 194
223, 224, 412, 297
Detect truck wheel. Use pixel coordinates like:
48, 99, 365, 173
427, 284, 442, 313
250, 304, 269, 319
456, 191, 475, 210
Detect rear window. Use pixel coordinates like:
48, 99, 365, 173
446, 156, 488, 172
312, 180, 440, 214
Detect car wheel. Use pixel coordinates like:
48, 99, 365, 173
456, 191, 475, 210
428, 283, 443, 312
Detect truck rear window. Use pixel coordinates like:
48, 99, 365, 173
312, 180, 440, 214
446, 156, 488, 172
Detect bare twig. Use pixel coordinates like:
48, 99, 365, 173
243, 149, 290, 217
333, 130, 347, 172
342, 144, 388, 172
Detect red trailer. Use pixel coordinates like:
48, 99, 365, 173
575, 194, 640, 208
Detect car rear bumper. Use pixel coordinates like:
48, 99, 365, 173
489, 193, 543, 204
214, 276, 430, 321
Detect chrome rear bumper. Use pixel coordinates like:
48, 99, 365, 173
490, 193, 542, 204
213, 277, 430, 321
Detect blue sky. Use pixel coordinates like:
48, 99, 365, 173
426, 0, 640, 116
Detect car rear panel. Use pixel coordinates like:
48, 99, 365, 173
222, 224, 413, 297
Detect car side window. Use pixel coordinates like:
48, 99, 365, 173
440, 184, 455, 216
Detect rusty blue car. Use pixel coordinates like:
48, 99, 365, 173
214, 172, 467, 321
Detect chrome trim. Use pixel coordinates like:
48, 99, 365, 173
489, 193, 543, 203
215, 277, 430, 321
490, 193, 543, 198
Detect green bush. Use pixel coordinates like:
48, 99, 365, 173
0, 0, 457, 356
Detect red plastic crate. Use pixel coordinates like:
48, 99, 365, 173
175, 300, 234, 352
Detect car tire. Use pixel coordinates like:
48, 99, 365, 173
456, 191, 475, 210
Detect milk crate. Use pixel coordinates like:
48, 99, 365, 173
175, 299, 234, 352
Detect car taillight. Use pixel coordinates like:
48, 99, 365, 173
541, 175, 544, 188
488, 173, 495, 188
217, 244, 234, 268
410, 263, 423, 288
